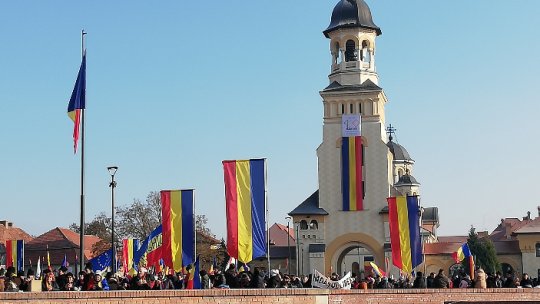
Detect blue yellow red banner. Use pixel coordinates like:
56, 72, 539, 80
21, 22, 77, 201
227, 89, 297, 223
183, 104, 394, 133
342, 136, 363, 211
387, 196, 422, 273
223, 159, 267, 264
161, 190, 195, 272
6, 240, 24, 271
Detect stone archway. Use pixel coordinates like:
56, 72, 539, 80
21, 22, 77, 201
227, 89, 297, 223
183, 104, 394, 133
325, 232, 384, 275
336, 244, 376, 277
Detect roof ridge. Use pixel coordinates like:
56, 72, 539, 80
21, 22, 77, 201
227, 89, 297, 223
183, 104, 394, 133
57, 227, 80, 248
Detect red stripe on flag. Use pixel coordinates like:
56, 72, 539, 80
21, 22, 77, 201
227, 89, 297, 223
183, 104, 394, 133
161, 191, 173, 269
224, 161, 239, 259
387, 197, 403, 270
355, 137, 363, 210
6, 240, 13, 268
73, 109, 81, 153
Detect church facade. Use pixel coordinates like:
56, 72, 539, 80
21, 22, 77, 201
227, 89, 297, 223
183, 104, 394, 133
289, 0, 434, 277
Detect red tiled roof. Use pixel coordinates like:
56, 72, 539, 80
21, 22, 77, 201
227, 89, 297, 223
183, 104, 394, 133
490, 218, 532, 241
268, 223, 296, 247
424, 242, 462, 255
0, 225, 33, 244
25, 227, 104, 268
514, 217, 540, 234
436, 236, 467, 243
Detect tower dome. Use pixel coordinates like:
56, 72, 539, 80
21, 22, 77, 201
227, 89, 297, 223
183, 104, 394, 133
387, 140, 414, 162
324, 0, 382, 37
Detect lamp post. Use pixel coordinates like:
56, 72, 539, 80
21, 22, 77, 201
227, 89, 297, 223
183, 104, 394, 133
285, 216, 292, 275
107, 166, 118, 273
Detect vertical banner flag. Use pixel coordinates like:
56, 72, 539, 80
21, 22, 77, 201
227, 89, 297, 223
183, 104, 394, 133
342, 136, 363, 211
122, 239, 139, 273
223, 159, 267, 264
67, 52, 86, 153
161, 190, 195, 272
6, 240, 24, 271
387, 196, 422, 273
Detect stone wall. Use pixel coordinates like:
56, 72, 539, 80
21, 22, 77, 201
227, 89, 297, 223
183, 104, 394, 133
2, 288, 540, 304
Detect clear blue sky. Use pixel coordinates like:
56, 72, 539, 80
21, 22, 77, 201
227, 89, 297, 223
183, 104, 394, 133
1, 1, 539, 239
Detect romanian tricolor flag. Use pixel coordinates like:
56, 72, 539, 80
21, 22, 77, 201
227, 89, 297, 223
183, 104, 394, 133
452, 243, 475, 280
161, 190, 195, 272
387, 196, 422, 273
369, 261, 386, 277
122, 239, 139, 273
451, 243, 471, 263
67, 52, 86, 154
223, 159, 267, 264
341, 136, 363, 211
5, 240, 24, 271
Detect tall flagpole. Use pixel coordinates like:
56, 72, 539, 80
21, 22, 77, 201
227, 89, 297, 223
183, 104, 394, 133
79, 29, 87, 274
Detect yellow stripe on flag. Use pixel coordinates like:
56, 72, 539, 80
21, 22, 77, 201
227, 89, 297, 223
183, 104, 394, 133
396, 196, 412, 272
127, 239, 134, 270
170, 190, 183, 272
236, 161, 253, 263
12, 242, 17, 266
348, 137, 357, 211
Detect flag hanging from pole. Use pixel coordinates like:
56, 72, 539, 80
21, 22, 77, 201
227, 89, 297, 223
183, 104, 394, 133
341, 136, 364, 211
36, 256, 41, 279
387, 196, 422, 273
67, 52, 86, 154
5, 240, 24, 271
223, 159, 267, 264
369, 261, 386, 277
46, 245, 52, 271
122, 239, 139, 273
61, 254, 69, 268
161, 190, 195, 273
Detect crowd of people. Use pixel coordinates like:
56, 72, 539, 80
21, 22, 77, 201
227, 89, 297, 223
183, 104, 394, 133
1, 264, 539, 292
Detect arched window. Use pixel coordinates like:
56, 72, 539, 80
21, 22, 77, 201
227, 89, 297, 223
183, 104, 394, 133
361, 40, 371, 63
310, 220, 318, 230
334, 42, 340, 63
300, 220, 308, 230
536, 243, 540, 257
345, 40, 357, 62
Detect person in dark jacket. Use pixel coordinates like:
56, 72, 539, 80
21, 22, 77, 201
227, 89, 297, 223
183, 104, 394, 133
426, 272, 435, 288
413, 271, 427, 288
250, 267, 265, 288
199, 270, 211, 289
433, 269, 450, 288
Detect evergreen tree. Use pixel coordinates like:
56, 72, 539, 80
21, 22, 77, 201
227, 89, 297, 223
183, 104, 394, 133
464, 226, 500, 274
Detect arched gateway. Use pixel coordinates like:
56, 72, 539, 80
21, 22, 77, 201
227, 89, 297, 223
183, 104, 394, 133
289, 0, 433, 278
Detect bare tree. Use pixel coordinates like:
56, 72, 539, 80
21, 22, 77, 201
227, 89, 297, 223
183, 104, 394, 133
116, 191, 162, 240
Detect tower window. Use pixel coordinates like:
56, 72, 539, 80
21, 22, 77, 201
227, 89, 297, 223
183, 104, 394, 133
536, 243, 540, 257
341, 104, 345, 115
361, 40, 371, 63
310, 220, 318, 230
300, 220, 308, 230
350, 104, 354, 114
345, 40, 357, 62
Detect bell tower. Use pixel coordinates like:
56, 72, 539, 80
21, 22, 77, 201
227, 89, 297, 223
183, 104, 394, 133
290, 0, 429, 277
323, 0, 382, 86
317, 0, 393, 275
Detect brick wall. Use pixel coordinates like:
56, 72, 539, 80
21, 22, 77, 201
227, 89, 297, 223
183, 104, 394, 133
1, 288, 540, 304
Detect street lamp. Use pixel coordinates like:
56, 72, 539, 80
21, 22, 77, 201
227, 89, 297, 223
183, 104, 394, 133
107, 166, 118, 273
285, 216, 292, 275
